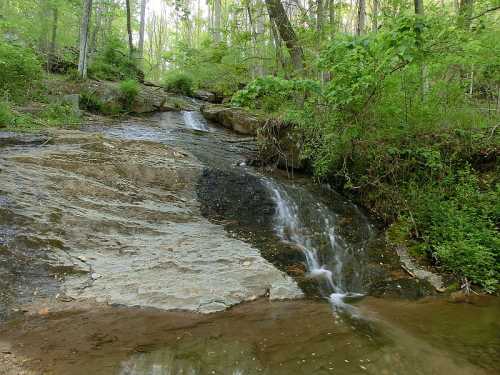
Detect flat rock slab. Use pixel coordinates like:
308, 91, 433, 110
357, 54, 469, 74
0, 130, 302, 315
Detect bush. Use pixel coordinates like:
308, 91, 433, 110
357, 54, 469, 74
39, 102, 80, 126
0, 41, 42, 101
80, 90, 103, 112
88, 37, 140, 81
119, 79, 139, 110
163, 71, 194, 96
0, 101, 15, 127
232, 76, 320, 113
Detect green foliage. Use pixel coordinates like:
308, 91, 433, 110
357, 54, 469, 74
232, 13, 500, 291
0, 100, 79, 131
119, 79, 139, 110
80, 90, 103, 112
232, 76, 320, 113
163, 71, 194, 96
88, 37, 140, 81
0, 101, 15, 127
39, 102, 80, 126
163, 40, 254, 97
407, 168, 499, 291
0, 41, 42, 102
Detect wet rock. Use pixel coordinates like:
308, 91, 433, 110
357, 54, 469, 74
448, 290, 486, 304
193, 89, 217, 103
200, 105, 306, 170
196, 168, 321, 298
395, 245, 445, 292
196, 168, 276, 229
369, 278, 435, 299
0, 130, 302, 315
200, 104, 264, 135
256, 120, 306, 170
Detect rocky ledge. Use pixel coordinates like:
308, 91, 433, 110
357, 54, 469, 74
0, 131, 302, 318
201, 104, 306, 170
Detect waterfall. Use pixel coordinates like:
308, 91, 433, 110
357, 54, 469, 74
265, 179, 364, 312
182, 111, 210, 131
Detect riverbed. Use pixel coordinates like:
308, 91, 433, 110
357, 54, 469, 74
0, 110, 498, 374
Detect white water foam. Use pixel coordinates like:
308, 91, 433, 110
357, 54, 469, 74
182, 111, 210, 131
265, 179, 364, 313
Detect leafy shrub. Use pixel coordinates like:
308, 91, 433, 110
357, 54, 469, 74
162, 41, 252, 97
406, 168, 499, 291
232, 76, 320, 112
163, 71, 194, 96
0, 101, 14, 127
88, 37, 140, 81
119, 79, 139, 110
39, 102, 80, 126
80, 90, 103, 112
0, 41, 42, 101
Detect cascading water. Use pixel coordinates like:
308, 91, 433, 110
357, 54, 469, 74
265, 179, 365, 313
182, 111, 210, 131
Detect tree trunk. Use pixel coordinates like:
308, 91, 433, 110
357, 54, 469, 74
89, 0, 102, 57
414, 0, 428, 100
270, 19, 287, 74
256, 0, 266, 75
329, 0, 336, 34
48, 7, 58, 71
414, 0, 424, 16
214, 0, 222, 42
125, 0, 134, 57
138, 0, 147, 59
78, 0, 93, 78
458, 0, 473, 29
38, 0, 50, 63
265, 0, 304, 73
372, 0, 378, 32
317, 0, 325, 33
356, 0, 366, 35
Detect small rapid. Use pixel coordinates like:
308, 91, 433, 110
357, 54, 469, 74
265, 180, 366, 312
182, 110, 210, 131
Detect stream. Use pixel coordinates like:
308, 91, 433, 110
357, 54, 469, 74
0, 109, 499, 374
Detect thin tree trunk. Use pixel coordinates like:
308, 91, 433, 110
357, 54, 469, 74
48, 7, 58, 71
317, 0, 324, 33
138, 0, 147, 59
329, 0, 335, 34
214, 0, 222, 42
414, 0, 428, 100
256, 0, 266, 75
414, 0, 424, 16
125, 0, 134, 57
372, 0, 378, 32
88, 0, 102, 58
270, 18, 286, 73
458, 0, 473, 29
78, 0, 93, 78
38, 0, 50, 65
265, 0, 304, 73
356, 0, 366, 35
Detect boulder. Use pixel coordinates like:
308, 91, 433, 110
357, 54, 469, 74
82, 80, 198, 114
201, 104, 307, 170
193, 89, 217, 103
201, 104, 264, 136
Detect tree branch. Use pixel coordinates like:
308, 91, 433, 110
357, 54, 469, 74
470, 6, 500, 21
